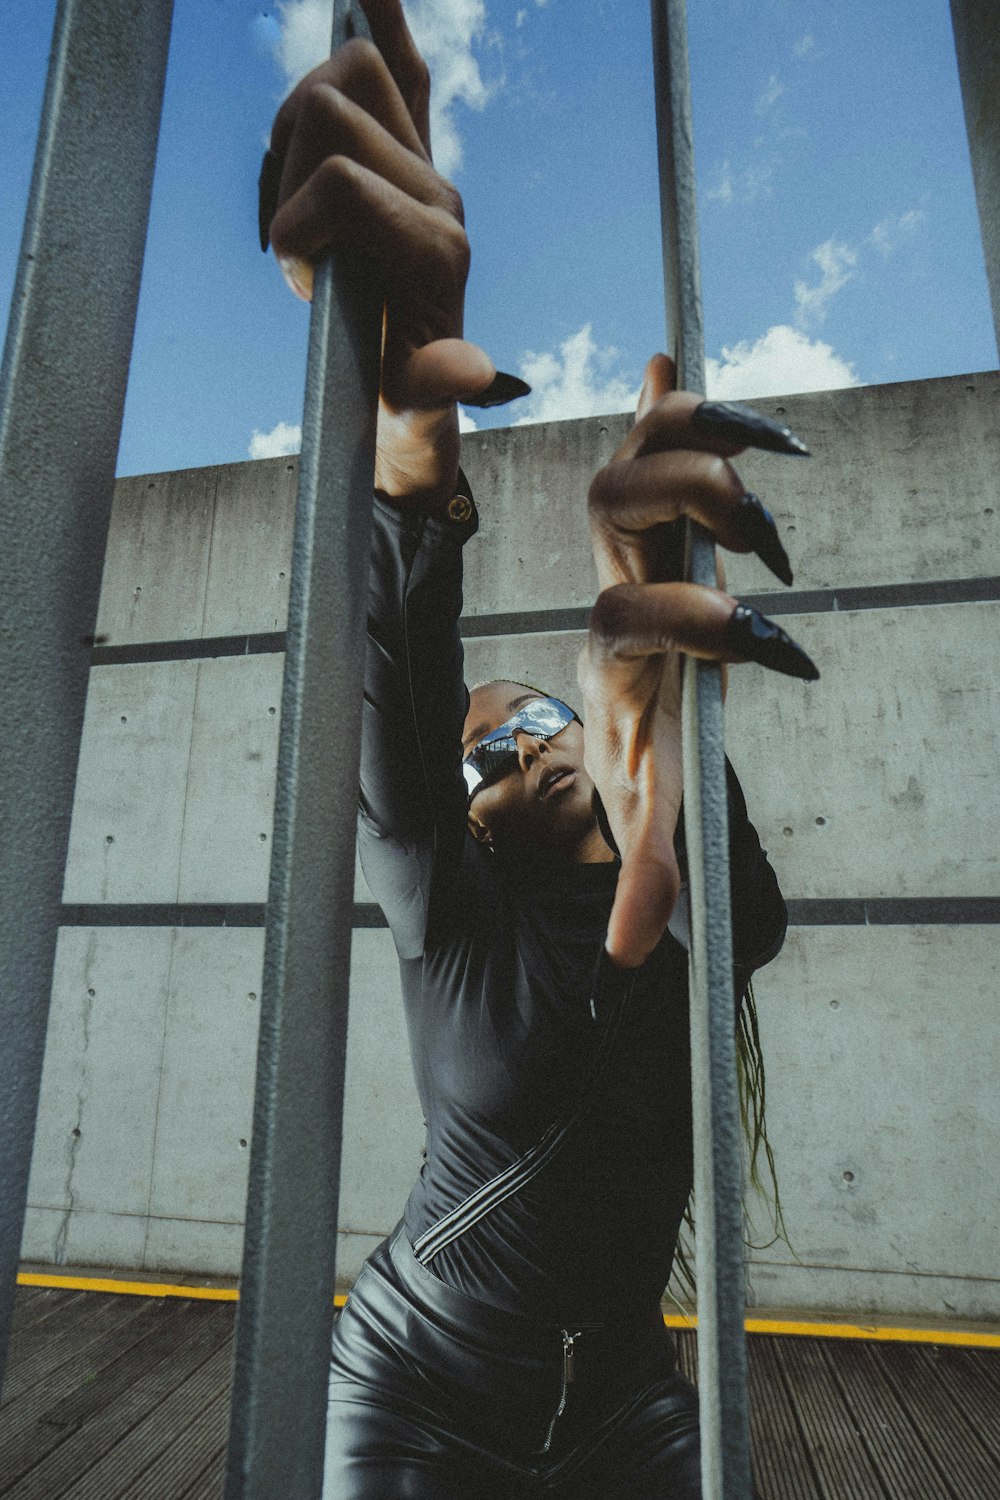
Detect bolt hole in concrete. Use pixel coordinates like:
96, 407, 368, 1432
71, 1128, 81, 1139
782, 827, 793, 837
830, 999, 840, 1010
268, 707, 276, 715
239, 1139, 248, 1149
259, 833, 267, 842
842, 1170, 855, 1183
87, 989, 96, 998
105, 835, 114, 845
774, 406, 786, 415
120, 716, 127, 723
815, 816, 826, 826
248, 992, 257, 1002
985, 508, 994, 516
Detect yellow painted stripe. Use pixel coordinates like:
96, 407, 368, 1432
663, 1312, 1000, 1349
17, 1272, 347, 1308
16, 1273, 998, 1348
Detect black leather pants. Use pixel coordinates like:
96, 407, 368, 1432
325, 1226, 701, 1498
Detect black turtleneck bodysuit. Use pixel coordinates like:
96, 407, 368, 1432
358, 494, 787, 1328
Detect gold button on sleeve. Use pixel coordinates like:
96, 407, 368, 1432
447, 493, 474, 523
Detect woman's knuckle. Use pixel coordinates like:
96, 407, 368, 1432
590, 584, 635, 646
439, 179, 466, 226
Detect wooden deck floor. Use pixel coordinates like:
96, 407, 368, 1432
2, 1286, 998, 1498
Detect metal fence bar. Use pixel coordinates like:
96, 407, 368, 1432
649, 4, 752, 1496
0, 0, 173, 1397
949, 0, 1000, 356
224, 3, 382, 1496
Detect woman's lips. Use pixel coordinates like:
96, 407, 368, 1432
540, 768, 575, 798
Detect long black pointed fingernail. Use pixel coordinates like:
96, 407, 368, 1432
462, 371, 532, 408
732, 493, 793, 586
692, 400, 810, 456
724, 603, 819, 680
258, 148, 282, 252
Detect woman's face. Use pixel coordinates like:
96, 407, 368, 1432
462, 682, 611, 862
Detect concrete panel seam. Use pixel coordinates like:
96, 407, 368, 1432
82, 576, 1000, 663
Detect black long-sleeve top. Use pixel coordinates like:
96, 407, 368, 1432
359, 493, 787, 1325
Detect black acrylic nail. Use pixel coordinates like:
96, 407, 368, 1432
258, 148, 282, 253
732, 493, 793, 586
692, 400, 810, 457
462, 371, 532, 408
724, 603, 819, 681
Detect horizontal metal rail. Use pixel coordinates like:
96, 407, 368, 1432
0, 0, 173, 1396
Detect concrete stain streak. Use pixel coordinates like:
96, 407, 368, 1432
55, 937, 97, 1265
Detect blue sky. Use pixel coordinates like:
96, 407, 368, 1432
2, 0, 996, 476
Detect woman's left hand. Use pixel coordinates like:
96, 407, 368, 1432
578, 354, 816, 968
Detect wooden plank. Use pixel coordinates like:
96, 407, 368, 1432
818, 1338, 957, 1499
2, 1296, 152, 1406
9, 1290, 79, 1335
180, 1449, 226, 1500
3, 1294, 90, 1366
1, 1308, 232, 1500
115, 1388, 230, 1500
745, 1336, 818, 1500
43, 1343, 232, 1500
912, 1344, 1000, 1462
0, 1302, 217, 1492
774, 1336, 886, 1498
871, 1340, 1000, 1500
675, 1326, 698, 1383
0, 1300, 160, 1480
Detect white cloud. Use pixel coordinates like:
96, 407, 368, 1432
705, 158, 773, 208
794, 238, 858, 326
272, 0, 489, 177
706, 161, 734, 205
705, 325, 859, 400
755, 72, 785, 115
249, 409, 477, 458
792, 33, 818, 61
248, 420, 302, 459
869, 207, 926, 258
514, 325, 639, 425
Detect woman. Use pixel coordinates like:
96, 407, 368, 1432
261, 4, 815, 1493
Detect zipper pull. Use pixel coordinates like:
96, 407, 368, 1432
563, 1329, 582, 1385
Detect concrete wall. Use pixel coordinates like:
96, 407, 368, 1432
21, 371, 1000, 1323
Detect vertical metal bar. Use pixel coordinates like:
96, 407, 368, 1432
650, 3, 752, 1496
224, 3, 381, 1496
949, 0, 1000, 356
0, 0, 173, 1395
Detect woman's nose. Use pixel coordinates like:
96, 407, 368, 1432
515, 730, 547, 771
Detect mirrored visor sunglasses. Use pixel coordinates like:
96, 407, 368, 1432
462, 697, 577, 800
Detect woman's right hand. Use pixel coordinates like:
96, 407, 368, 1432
259, 0, 497, 512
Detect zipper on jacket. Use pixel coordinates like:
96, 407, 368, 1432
541, 1329, 583, 1453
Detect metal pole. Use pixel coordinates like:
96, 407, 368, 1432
0, 0, 173, 1396
949, 0, 1000, 357
650, 3, 752, 1496
224, 2, 382, 1495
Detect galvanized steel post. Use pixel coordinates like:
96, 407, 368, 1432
224, 3, 382, 1496
0, 0, 174, 1395
949, 0, 1000, 356
650, 3, 753, 1495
